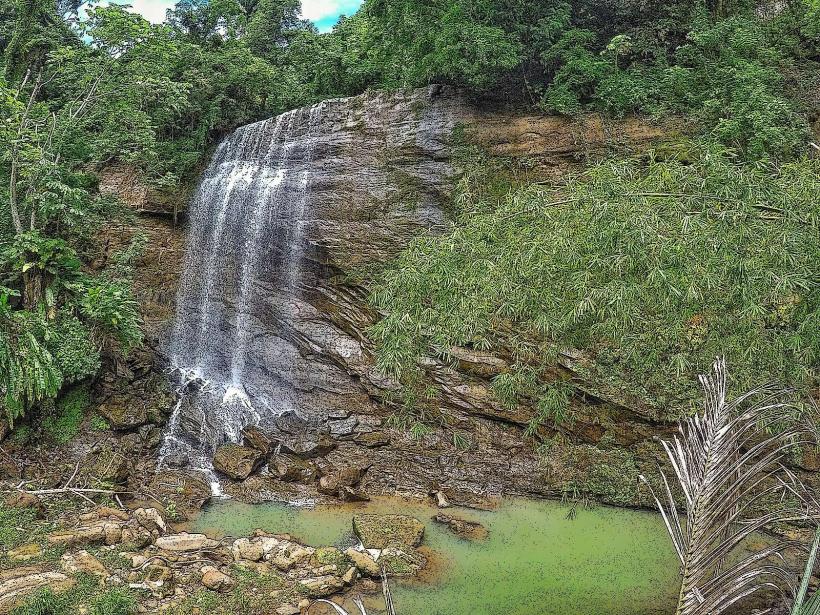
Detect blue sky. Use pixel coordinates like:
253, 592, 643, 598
122, 0, 363, 32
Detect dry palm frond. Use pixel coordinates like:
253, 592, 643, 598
382, 569, 397, 615
640, 357, 817, 615
309, 570, 398, 615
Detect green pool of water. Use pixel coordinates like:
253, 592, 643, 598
193, 497, 679, 615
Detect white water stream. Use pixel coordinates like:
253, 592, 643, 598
159, 103, 326, 491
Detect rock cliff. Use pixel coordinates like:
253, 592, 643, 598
103, 86, 679, 506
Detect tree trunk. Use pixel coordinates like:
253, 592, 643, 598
9, 158, 23, 234
22, 268, 43, 310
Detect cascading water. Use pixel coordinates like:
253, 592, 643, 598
159, 103, 325, 491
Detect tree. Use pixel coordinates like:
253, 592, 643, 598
245, 0, 311, 60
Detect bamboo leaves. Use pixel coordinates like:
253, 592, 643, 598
369, 144, 820, 422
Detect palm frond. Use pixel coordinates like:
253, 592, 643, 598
790, 527, 820, 615
310, 599, 368, 615
308, 571, 397, 615
640, 357, 817, 615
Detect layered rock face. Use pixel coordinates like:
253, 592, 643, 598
113, 86, 676, 504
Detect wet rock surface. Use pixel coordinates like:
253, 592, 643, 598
213, 444, 264, 480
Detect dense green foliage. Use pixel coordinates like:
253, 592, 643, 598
371, 141, 820, 421
41, 384, 89, 443
292, 0, 818, 161
0, 0, 817, 432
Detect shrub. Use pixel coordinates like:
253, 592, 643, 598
369, 141, 820, 420
42, 386, 90, 444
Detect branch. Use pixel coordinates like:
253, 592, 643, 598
4, 487, 131, 496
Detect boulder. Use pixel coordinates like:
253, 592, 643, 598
213, 444, 263, 480
340, 486, 370, 502
7, 544, 43, 562
98, 396, 148, 430
352, 514, 425, 550
432, 513, 488, 540
310, 547, 349, 572
155, 533, 218, 552
0, 568, 74, 612
231, 537, 264, 562
121, 526, 153, 548
242, 425, 277, 455
317, 474, 340, 496
48, 521, 113, 547
328, 416, 358, 438
299, 574, 344, 598
200, 566, 233, 592
60, 550, 108, 577
432, 490, 451, 508
148, 470, 211, 519
318, 464, 368, 497
344, 547, 380, 577
379, 546, 427, 576
342, 566, 358, 585
273, 411, 311, 435
4, 492, 45, 517
96, 506, 129, 521
279, 432, 337, 459
134, 507, 167, 534
270, 455, 316, 483
143, 564, 173, 583
337, 465, 367, 487
104, 524, 123, 545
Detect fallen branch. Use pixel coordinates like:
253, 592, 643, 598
63, 460, 81, 489
3, 487, 131, 496
70, 489, 97, 506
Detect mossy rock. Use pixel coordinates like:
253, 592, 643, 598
379, 546, 427, 577
97, 396, 148, 430
352, 514, 424, 550
310, 547, 349, 571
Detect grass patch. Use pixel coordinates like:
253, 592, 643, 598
0, 505, 40, 552
90, 414, 110, 431
11, 574, 137, 615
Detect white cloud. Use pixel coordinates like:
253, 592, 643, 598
300, 0, 362, 22
108, 0, 362, 27
115, 0, 172, 23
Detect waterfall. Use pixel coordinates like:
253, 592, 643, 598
159, 102, 325, 489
